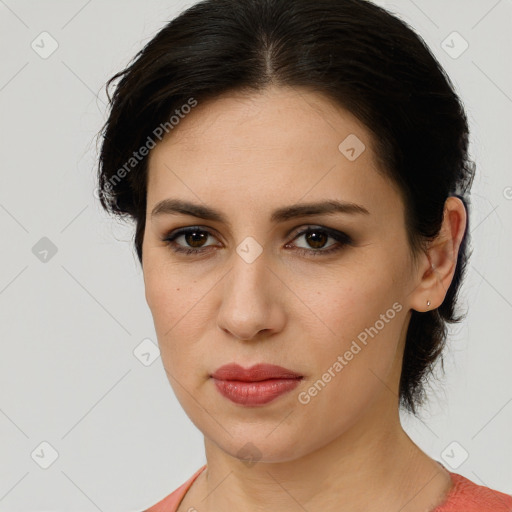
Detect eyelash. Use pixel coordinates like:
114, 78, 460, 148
162, 226, 353, 257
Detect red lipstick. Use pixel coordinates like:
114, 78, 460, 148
211, 363, 303, 406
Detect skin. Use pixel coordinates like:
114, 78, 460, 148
142, 85, 467, 512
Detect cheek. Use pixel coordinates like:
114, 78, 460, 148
144, 268, 175, 329
295, 283, 406, 436
305, 264, 395, 328
303, 266, 406, 378
144, 255, 193, 326
143, 263, 208, 373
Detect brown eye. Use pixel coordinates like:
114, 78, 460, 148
303, 230, 329, 249
163, 225, 352, 257
183, 230, 209, 248
288, 227, 352, 256
163, 227, 219, 255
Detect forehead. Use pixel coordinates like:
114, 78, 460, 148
146, 86, 400, 215
151, 86, 375, 157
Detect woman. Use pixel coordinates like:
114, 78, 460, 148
97, 0, 512, 511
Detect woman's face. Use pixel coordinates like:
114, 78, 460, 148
142, 86, 421, 462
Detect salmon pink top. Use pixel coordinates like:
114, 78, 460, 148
144, 463, 512, 512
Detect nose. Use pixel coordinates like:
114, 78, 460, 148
216, 252, 286, 341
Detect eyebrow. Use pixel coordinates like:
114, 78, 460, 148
151, 198, 370, 224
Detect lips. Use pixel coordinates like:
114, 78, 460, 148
210, 363, 303, 406
211, 363, 302, 381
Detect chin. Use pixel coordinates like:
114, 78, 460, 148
212, 430, 310, 465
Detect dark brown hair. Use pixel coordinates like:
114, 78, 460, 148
97, 0, 475, 415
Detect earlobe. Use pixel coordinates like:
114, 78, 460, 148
409, 197, 467, 312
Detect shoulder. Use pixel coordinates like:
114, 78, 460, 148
143, 465, 207, 512
433, 471, 512, 512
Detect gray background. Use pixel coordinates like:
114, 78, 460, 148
0, 0, 511, 510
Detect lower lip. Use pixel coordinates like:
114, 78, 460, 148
212, 378, 302, 406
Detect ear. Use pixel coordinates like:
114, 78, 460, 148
409, 196, 467, 313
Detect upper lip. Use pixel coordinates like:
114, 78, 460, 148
211, 363, 303, 382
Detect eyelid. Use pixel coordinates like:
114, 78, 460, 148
287, 224, 346, 240
163, 224, 353, 255
165, 225, 222, 244
165, 224, 348, 242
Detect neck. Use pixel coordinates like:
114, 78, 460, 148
191, 399, 452, 512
